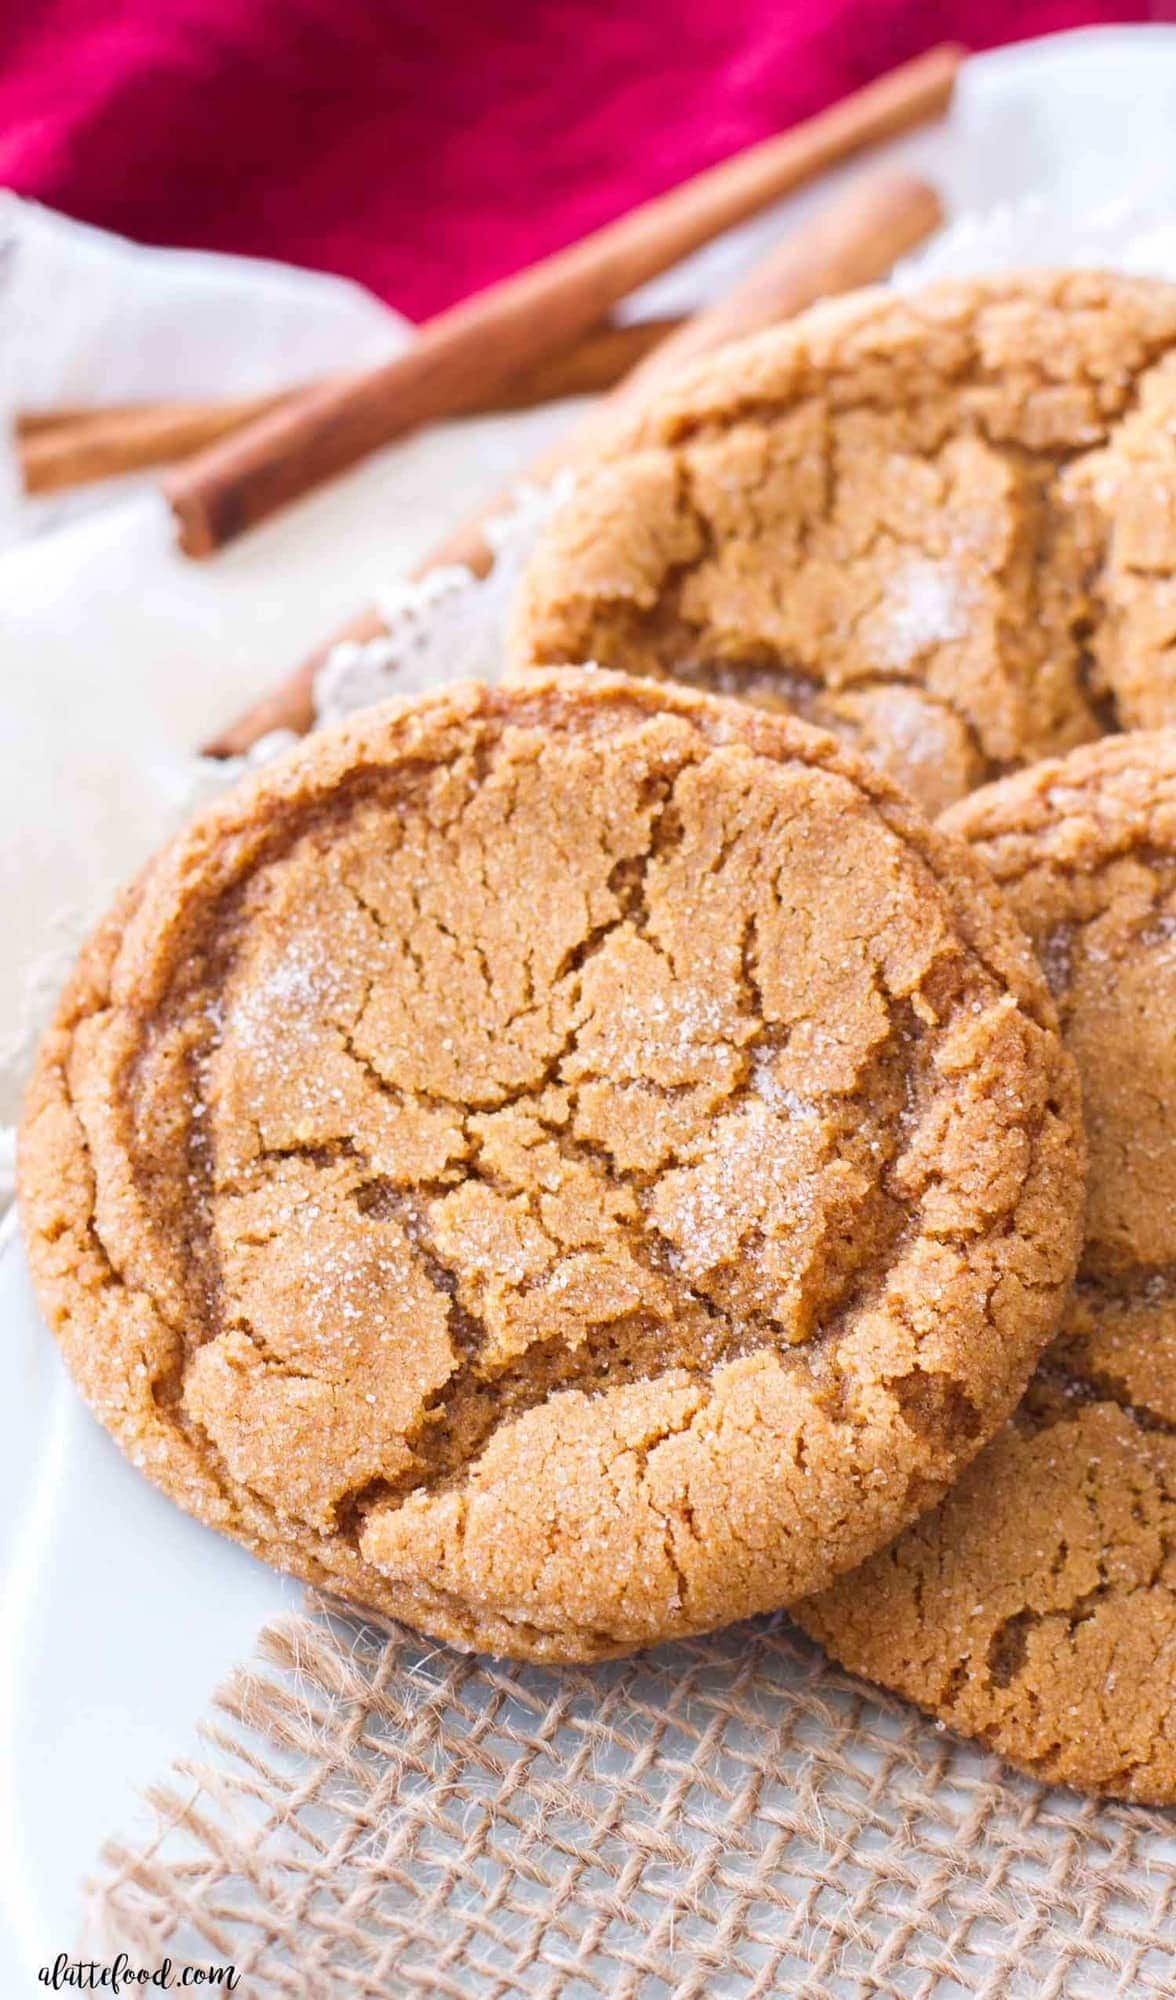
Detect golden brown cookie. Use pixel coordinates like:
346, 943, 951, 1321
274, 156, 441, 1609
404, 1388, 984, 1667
797, 731, 1176, 1802
19, 672, 1083, 1662
512, 272, 1176, 816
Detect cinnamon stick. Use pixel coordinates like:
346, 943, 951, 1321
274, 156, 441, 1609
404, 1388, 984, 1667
429, 169, 944, 578
18, 391, 289, 495
171, 44, 961, 558
204, 168, 943, 758
18, 319, 682, 496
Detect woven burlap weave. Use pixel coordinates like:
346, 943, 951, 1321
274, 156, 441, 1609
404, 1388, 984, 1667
87, 1599, 1174, 1999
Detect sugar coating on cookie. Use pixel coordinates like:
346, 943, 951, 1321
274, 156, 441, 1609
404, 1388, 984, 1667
798, 731, 1176, 1802
512, 272, 1176, 816
19, 673, 1083, 1661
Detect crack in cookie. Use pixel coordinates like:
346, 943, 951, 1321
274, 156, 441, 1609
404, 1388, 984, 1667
19, 673, 1084, 1661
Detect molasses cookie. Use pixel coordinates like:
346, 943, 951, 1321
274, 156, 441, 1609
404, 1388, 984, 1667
798, 732, 1176, 1802
512, 272, 1176, 816
20, 672, 1083, 1661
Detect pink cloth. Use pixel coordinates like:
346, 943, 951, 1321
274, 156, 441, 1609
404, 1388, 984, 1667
0, 3, 1153, 320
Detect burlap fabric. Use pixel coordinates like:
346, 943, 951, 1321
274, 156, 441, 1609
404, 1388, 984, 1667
88, 1598, 1174, 1998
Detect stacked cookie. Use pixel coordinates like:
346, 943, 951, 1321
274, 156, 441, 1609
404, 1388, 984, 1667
513, 270, 1176, 817
798, 737, 1176, 1804
18, 274, 1175, 1804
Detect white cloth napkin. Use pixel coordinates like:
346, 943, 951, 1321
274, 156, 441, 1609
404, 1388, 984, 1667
0, 192, 408, 549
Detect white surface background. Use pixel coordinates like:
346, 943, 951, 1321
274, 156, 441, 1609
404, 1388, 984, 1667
3, 25, 1176, 1988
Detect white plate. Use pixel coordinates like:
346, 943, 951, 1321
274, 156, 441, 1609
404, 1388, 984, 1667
6, 24, 1176, 1986
0, 1210, 298, 1977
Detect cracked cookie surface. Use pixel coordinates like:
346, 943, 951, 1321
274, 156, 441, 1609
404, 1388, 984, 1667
19, 672, 1083, 1662
512, 272, 1176, 816
797, 731, 1176, 1802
